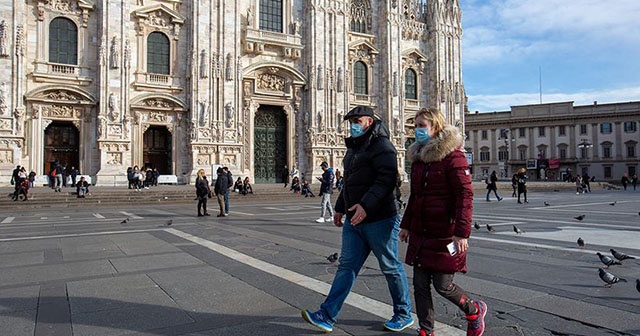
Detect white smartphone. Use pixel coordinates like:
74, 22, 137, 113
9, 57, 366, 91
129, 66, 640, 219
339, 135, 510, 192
446, 242, 457, 256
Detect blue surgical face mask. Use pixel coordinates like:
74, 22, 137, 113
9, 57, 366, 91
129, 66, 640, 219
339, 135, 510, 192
350, 123, 365, 138
415, 127, 431, 144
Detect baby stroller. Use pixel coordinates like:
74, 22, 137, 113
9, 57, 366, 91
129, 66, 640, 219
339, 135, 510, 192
12, 179, 29, 201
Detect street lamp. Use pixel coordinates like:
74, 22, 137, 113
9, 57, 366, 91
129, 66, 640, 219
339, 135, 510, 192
500, 129, 514, 177
577, 139, 592, 175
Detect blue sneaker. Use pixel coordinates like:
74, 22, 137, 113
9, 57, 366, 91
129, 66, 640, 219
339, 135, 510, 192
383, 315, 414, 332
301, 309, 333, 333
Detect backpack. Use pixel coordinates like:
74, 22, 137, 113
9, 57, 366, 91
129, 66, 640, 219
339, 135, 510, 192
51, 168, 57, 177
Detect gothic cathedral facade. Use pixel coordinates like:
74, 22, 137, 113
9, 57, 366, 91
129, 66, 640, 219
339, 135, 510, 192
0, 0, 464, 185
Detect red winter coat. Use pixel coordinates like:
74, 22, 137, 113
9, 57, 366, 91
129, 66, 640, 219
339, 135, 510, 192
400, 125, 474, 273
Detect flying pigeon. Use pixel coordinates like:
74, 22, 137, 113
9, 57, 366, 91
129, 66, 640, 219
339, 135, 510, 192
326, 252, 339, 263
544, 201, 550, 206
166, 219, 173, 226
610, 248, 636, 261
609, 201, 617, 206
636, 279, 640, 293
486, 224, 496, 232
598, 268, 627, 287
574, 215, 586, 221
577, 237, 585, 248
513, 225, 524, 235
474, 222, 481, 230
120, 218, 129, 224
597, 252, 622, 267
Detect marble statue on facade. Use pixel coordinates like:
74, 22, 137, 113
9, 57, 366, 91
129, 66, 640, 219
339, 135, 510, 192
225, 102, 234, 128
337, 67, 344, 92
317, 65, 324, 90
0, 82, 7, 115
110, 36, 119, 69
199, 49, 208, 79
122, 114, 130, 139
14, 108, 24, 135
108, 93, 119, 121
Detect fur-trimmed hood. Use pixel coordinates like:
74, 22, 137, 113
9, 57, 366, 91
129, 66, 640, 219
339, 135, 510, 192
407, 125, 464, 163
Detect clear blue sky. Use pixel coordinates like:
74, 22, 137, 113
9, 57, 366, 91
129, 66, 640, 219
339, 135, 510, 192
460, 0, 640, 112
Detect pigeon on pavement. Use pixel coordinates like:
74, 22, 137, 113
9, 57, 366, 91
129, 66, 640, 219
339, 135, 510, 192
486, 224, 496, 232
513, 225, 524, 235
166, 219, 173, 226
326, 253, 339, 263
610, 248, 636, 261
609, 201, 617, 206
544, 201, 550, 206
598, 268, 627, 287
577, 237, 585, 248
120, 218, 129, 224
597, 252, 622, 267
574, 215, 586, 221
636, 279, 640, 293
474, 222, 481, 230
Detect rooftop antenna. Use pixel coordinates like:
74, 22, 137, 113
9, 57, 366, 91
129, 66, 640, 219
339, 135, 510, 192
539, 65, 543, 104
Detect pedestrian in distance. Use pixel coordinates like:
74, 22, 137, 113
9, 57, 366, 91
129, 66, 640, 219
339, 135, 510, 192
76, 176, 90, 198
302, 105, 413, 333
70, 166, 79, 187
400, 107, 487, 336
621, 173, 629, 190
315, 161, 335, 223
214, 167, 230, 217
195, 169, 211, 217
485, 170, 502, 202
510, 173, 517, 197
632, 174, 638, 191
222, 167, 233, 216
582, 172, 591, 193
516, 168, 528, 204
282, 164, 289, 188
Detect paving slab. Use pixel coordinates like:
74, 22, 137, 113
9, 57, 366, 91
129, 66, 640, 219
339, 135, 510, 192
0, 260, 115, 286
0, 250, 44, 267
108, 252, 203, 273
109, 233, 181, 256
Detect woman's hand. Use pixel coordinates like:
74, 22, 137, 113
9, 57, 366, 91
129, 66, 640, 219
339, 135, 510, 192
452, 236, 468, 254
399, 229, 409, 243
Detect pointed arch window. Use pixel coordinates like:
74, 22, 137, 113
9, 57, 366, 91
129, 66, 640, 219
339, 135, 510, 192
350, 0, 368, 33
260, 0, 283, 32
147, 32, 170, 75
49, 17, 78, 65
353, 61, 368, 94
404, 68, 417, 99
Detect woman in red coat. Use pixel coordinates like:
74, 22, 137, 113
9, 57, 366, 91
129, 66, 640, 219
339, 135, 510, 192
399, 108, 487, 336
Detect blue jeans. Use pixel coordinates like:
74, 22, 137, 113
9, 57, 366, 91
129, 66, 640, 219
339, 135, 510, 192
223, 189, 230, 214
320, 215, 412, 324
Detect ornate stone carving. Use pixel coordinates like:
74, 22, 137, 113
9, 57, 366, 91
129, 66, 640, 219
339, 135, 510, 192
46, 0, 80, 14
222, 154, 237, 166
110, 36, 119, 69
317, 65, 324, 90
225, 53, 233, 81
308, 64, 315, 90
211, 53, 221, 78
122, 114, 130, 139
44, 105, 74, 118
15, 24, 24, 57
98, 35, 106, 65
108, 124, 122, 135
337, 67, 344, 92
190, 120, 196, 141
149, 112, 166, 122
0, 20, 8, 57
0, 119, 10, 130
257, 74, 285, 92
197, 154, 210, 165
106, 152, 122, 165
317, 111, 324, 132
124, 38, 131, 68
0, 82, 7, 115
145, 10, 171, 29
14, 107, 25, 135
199, 49, 208, 79
97, 115, 107, 138
71, 120, 80, 130
45, 90, 79, 101
198, 100, 208, 127
0, 149, 12, 164
292, 19, 300, 35
393, 72, 398, 97
144, 99, 174, 108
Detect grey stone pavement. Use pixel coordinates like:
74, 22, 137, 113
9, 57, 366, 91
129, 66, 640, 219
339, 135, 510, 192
0, 187, 639, 336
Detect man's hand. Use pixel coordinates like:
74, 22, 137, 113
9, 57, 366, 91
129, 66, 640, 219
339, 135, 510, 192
399, 228, 409, 243
347, 204, 367, 226
333, 212, 344, 227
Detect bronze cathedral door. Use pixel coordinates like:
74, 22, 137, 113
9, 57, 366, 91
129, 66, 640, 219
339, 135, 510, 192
254, 105, 286, 183
143, 125, 172, 174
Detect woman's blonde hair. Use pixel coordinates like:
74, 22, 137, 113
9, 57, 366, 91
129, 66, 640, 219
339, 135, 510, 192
197, 169, 205, 178
518, 167, 526, 174
415, 107, 446, 134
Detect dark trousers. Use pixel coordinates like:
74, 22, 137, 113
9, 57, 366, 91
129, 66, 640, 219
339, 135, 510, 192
413, 268, 476, 332
197, 196, 208, 215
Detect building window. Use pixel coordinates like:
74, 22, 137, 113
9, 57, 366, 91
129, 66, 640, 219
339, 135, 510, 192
538, 127, 545, 137
628, 144, 636, 158
602, 145, 611, 159
350, 0, 368, 33
518, 147, 526, 161
404, 69, 417, 100
481, 130, 487, 140
353, 61, 368, 94
537, 147, 547, 159
559, 147, 567, 160
480, 149, 490, 162
498, 147, 508, 161
259, 0, 283, 32
580, 124, 588, 135
147, 32, 170, 74
604, 166, 612, 178
519, 128, 525, 138
624, 121, 637, 133
580, 147, 588, 159
629, 166, 637, 177
49, 17, 78, 65
600, 123, 612, 134
558, 125, 566, 136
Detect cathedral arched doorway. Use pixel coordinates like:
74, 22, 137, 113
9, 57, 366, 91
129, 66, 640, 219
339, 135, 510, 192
44, 121, 79, 174
254, 105, 287, 183
143, 125, 172, 174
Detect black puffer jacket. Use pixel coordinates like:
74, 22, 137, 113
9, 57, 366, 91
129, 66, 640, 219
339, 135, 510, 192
334, 120, 398, 223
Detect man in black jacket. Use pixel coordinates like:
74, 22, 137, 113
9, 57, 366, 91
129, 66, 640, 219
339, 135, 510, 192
302, 106, 413, 333
315, 161, 335, 223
